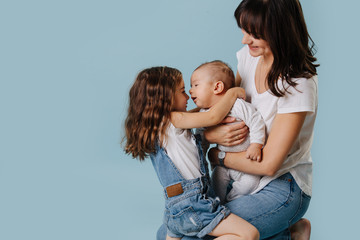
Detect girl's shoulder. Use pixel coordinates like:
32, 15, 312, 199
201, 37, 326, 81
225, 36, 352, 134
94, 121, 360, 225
166, 122, 185, 137
166, 122, 193, 141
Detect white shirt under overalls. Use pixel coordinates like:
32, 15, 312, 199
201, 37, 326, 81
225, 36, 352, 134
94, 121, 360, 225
163, 123, 202, 179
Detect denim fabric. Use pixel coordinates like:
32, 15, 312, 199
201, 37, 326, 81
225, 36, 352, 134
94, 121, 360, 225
156, 173, 311, 240
151, 134, 230, 239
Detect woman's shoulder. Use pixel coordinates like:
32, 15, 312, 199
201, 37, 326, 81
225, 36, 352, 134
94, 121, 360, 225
277, 75, 318, 114
236, 45, 259, 78
236, 45, 250, 61
283, 75, 318, 94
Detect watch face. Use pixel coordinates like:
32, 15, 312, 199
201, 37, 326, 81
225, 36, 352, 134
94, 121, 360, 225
218, 151, 225, 159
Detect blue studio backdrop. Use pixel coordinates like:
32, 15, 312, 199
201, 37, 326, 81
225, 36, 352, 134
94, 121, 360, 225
1, 0, 360, 239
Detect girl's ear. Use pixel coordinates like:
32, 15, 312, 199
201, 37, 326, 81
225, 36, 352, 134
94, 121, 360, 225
213, 81, 225, 95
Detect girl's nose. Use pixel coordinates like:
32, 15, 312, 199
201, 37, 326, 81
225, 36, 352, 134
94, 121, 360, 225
186, 93, 190, 100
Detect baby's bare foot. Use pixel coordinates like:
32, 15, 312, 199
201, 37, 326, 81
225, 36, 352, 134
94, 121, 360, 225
290, 218, 311, 240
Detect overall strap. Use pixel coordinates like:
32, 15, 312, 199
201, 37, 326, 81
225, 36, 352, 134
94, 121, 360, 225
194, 133, 210, 178
150, 145, 185, 188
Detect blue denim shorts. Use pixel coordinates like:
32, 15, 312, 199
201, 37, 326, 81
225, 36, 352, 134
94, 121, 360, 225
157, 172, 311, 240
164, 177, 230, 238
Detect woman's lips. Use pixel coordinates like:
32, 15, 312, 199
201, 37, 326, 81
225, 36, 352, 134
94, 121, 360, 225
248, 45, 258, 51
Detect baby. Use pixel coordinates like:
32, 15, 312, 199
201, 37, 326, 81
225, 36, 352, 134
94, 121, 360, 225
191, 60, 266, 203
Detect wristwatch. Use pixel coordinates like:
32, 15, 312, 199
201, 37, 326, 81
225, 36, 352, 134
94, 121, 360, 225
218, 151, 226, 167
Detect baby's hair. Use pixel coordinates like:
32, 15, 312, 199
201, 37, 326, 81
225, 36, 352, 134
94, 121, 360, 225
194, 60, 235, 90
124, 66, 183, 161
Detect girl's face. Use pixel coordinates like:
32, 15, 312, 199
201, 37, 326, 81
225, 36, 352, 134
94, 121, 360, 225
241, 29, 272, 58
172, 79, 189, 112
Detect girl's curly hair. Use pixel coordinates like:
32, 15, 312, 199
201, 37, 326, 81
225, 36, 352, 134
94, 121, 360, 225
124, 66, 182, 160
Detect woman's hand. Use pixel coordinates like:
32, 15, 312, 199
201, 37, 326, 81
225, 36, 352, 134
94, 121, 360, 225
203, 117, 249, 146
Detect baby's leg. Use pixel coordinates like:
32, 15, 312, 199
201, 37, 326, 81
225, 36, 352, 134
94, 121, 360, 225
211, 166, 231, 204
209, 213, 259, 240
227, 171, 260, 201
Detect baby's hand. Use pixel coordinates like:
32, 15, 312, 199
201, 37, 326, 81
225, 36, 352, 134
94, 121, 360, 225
246, 143, 263, 162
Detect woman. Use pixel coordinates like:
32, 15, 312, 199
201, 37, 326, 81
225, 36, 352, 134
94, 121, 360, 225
158, 0, 318, 239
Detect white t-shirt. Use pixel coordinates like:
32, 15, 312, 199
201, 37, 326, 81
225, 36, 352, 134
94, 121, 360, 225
163, 123, 201, 179
237, 45, 318, 196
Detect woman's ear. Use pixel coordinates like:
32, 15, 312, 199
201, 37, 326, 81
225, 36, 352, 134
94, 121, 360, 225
213, 81, 225, 95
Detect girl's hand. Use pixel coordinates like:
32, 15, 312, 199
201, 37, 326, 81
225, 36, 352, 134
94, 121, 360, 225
228, 87, 246, 100
204, 117, 249, 146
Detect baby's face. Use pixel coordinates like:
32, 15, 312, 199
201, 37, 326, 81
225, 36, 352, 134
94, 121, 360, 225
189, 68, 215, 109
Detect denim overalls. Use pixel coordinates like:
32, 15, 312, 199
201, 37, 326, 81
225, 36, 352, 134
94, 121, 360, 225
150, 134, 230, 238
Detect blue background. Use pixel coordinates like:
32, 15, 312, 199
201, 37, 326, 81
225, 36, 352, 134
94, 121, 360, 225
1, 0, 359, 239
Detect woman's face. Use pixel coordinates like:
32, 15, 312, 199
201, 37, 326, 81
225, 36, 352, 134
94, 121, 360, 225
241, 29, 272, 58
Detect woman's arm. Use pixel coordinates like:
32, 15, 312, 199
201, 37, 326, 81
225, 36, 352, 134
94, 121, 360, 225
204, 119, 249, 146
209, 112, 307, 176
171, 87, 245, 129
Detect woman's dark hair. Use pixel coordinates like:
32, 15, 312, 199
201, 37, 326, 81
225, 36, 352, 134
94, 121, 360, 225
234, 0, 319, 97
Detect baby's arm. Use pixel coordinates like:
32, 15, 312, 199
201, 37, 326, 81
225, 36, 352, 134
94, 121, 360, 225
232, 99, 266, 161
171, 87, 246, 129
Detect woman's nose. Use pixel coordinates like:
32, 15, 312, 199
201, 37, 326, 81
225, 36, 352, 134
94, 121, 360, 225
242, 31, 251, 44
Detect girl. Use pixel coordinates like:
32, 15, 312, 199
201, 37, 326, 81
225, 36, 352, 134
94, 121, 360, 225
124, 66, 259, 240
157, 0, 318, 239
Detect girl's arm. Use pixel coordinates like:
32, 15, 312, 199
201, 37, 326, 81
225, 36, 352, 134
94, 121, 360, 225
208, 112, 307, 176
171, 87, 245, 129
187, 107, 200, 113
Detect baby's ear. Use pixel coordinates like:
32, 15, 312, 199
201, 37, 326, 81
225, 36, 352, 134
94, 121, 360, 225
213, 81, 225, 95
